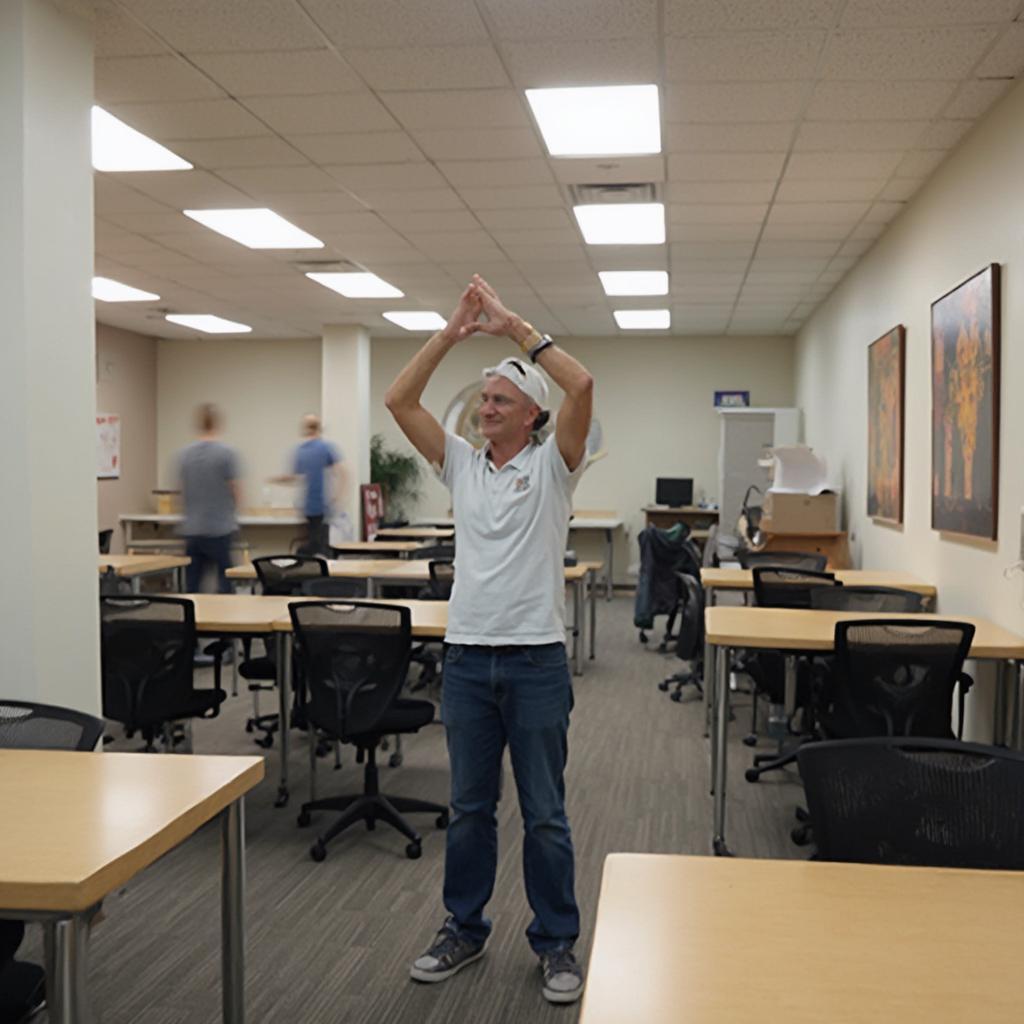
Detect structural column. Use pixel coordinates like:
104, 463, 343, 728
321, 325, 372, 540
0, 0, 99, 712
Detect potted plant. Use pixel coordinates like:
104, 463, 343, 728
370, 433, 423, 523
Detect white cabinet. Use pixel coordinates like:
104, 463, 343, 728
717, 408, 800, 547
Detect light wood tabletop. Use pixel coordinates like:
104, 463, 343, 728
582, 853, 1024, 1024
271, 598, 448, 638
701, 566, 937, 596
374, 527, 454, 539
333, 540, 423, 554
226, 558, 403, 581
0, 751, 263, 913
705, 606, 1024, 659
98, 554, 190, 576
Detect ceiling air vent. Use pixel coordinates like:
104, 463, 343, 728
568, 182, 659, 205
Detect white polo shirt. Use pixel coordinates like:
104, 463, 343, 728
436, 431, 585, 645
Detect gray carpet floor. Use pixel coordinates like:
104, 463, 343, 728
28, 594, 805, 1022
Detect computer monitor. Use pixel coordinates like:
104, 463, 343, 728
656, 477, 693, 507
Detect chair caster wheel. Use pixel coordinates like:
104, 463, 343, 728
297, 810, 311, 828
658, 680, 670, 691
310, 841, 326, 862
254, 734, 273, 749
388, 752, 403, 768
744, 768, 760, 783
406, 841, 422, 860
791, 825, 812, 846
670, 691, 682, 702
436, 811, 449, 829
742, 734, 757, 747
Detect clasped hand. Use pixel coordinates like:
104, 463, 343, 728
443, 273, 520, 343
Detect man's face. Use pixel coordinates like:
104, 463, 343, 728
478, 375, 536, 444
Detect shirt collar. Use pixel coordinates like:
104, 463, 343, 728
483, 440, 534, 472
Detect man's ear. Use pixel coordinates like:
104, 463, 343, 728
532, 410, 551, 432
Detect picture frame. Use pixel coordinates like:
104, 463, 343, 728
931, 264, 1001, 541
714, 390, 750, 408
867, 326, 905, 525
360, 482, 384, 540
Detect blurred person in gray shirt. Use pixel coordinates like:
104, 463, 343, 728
178, 403, 241, 593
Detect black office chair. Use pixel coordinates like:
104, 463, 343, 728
289, 601, 447, 861
300, 577, 366, 599
98, 529, 113, 554
100, 595, 225, 751
99, 567, 133, 596
408, 559, 454, 698
751, 566, 840, 609
0, 700, 104, 751
798, 736, 1024, 869
426, 559, 454, 600
738, 550, 829, 572
414, 543, 455, 561
241, 555, 330, 747
658, 572, 704, 702
809, 586, 927, 613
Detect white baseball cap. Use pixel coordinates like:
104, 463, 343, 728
482, 356, 549, 409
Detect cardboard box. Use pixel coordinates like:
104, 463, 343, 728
761, 491, 839, 534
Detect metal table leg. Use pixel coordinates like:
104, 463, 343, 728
44, 908, 95, 1024
589, 567, 597, 660
221, 799, 246, 1024
274, 633, 291, 807
712, 644, 733, 856
702, 585, 714, 739
993, 661, 1008, 746
604, 528, 613, 601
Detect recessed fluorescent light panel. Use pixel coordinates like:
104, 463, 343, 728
165, 314, 252, 334
307, 272, 404, 298
614, 309, 671, 330
184, 208, 323, 249
599, 271, 668, 296
574, 203, 665, 245
91, 106, 192, 172
525, 85, 661, 156
382, 311, 447, 332
92, 277, 159, 302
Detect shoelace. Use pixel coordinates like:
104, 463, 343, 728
543, 949, 578, 977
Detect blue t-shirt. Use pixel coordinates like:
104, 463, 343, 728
293, 437, 340, 516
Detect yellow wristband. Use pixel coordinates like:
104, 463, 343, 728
517, 325, 541, 355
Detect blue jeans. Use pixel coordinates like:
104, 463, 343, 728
441, 642, 579, 954
184, 534, 233, 593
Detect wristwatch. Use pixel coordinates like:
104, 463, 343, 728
527, 333, 554, 363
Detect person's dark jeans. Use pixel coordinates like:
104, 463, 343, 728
185, 534, 234, 593
300, 515, 329, 556
441, 642, 579, 954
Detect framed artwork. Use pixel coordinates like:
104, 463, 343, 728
931, 264, 1001, 540
96, 412, 121, 479
867, 326, 905, 525
360, 482, 384, 540
714, 390, 750, 408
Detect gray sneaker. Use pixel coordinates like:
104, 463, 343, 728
539, 947, 584, 1004
410, 920, 486, 983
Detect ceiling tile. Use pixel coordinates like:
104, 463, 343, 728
113, 0, 323, 52
109, 169, 253, 207
438, 159, 555, 188
217, 165, 342, 195
943, 79, 1014, 118
550, 156, 666, 186
286, 133, 425, 165
839, 0, 1019, 27
457, 185, 565, 209
106, 99, 270, 140
407, 233, 505, 260
666, 181, 776, 202
440, 263, 531, 289
669, 241, 756, 261
287, 212, 399, 236
785, 151, 904, 178
480, 0, 656, 40
768, 201, 870, 223
264, 191, 367, 214
895, 150, 949, 177
475, 208, 573, 230
916, 119, 974, 148
94, 2, 167, 56
95, 176, 174, 213
189, 50, 365, 96
667, 153, 785, 181
588, 247, 668, 272
380, 90, 531, 131
501, 37, 658, 87
243, 94, 401, 135
775, 178, 883, 201
666, 121, 796, 153
862, 201, 907, 224
301, 0, 489, 48
410, 128, 543, 162
327, 163, 449, 191
381, 210, 482, 233
489, 227, 581, 248
668, 223, 761, 243
755, 240, 841, 259
668, 204, 769, 224
172, 136, 309, 168
665, 32, 826, 81
664, 0, 844, 33
794, 120, 930, 151
806, 80, 957, 120
95, 56, 225, 103
344, 45, 509, 90
975, 23, 1024, 77
878, 178, 925, 201
820, 27, 997, 80
101, 210, 196, 234
760, 221, 853, 241
665, 81, 813, 123
355, 188, 468, 212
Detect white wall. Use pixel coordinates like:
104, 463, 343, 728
156, 337, 322, 506
370, 333, 796, 580
794, 78, 1024, 736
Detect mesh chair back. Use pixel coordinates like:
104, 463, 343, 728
829, 619, 974, 738
100, 596, 196, 731
416, 543, 455, 561
289, 601, 411, 739
799, 736, 1024, 869
739, 550, 828, 572
810, 586, 927, 613
752, 567, 839, 608
300, 577, 367, 598
0, 700, 104, 751
701, 524, 719, 568
98, 529, 113, 554
427, 559, 455, 600
253, 555, 329, 595
99, 568, 134, 596
673, 572, 704, 661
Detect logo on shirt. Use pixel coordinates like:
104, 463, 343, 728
513, 474, 531, 493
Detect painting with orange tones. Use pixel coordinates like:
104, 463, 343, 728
867, 327, 904, 524
931, 264, 1001, 540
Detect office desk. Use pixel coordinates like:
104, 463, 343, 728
568, 514, 623, 601
98, 553, 190, 592
331, 540, 422, 558
643, 505, 718, 531
188, 593, 447, 808
119, 511, 305, 552
375, 527, 454, 541
0, 750, 263, 1024
705, 606, 1024, 856
412, 516, 455, 527
582, 853, 1024, 1024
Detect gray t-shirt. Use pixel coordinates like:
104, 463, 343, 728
179, 440, 239, 537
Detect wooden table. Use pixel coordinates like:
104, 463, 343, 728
119, 511, 304, 556
0, 750, 263, 1023
188, 593, 448, 808
643, 505, 719, 531
568, 513, 623, 601
374, 526, 454, 541
582, 853, 1024, 1024
331, 540, 423, 558
705, 606, 1024, 856
98, 553, 190, 592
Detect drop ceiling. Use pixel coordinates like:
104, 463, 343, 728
90, 0, 1024, 340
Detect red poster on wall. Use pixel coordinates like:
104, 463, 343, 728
361, 483, 385, 540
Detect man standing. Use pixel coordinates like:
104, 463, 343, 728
178, 403, 240, 594
271, 414, 341, 556
385, 274, 593, 1004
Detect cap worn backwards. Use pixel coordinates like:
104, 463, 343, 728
482, 356, 549, 410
